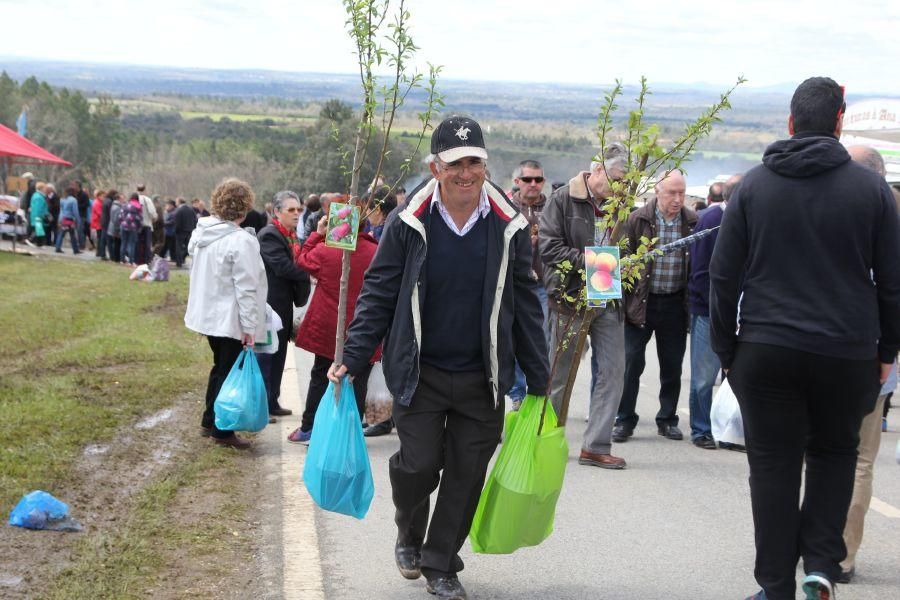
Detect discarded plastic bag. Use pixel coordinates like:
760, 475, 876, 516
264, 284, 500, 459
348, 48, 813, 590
469, 394, 568, 554
303, 376, 374, 519
8, 490, 83, 532
129, 264, 152, 281
711, 379, 744, 445
214, 348, 269, 432
364, 362, 392, 425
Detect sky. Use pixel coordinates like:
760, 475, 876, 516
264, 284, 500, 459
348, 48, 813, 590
3, 0, 900, 95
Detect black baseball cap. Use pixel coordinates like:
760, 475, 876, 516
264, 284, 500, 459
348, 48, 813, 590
431, 115, 488, 163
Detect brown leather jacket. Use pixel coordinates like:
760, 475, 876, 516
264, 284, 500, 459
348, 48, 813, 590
620, 197, 698, 326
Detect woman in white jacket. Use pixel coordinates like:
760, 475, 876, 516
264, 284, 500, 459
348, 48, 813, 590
185, 178, 268, 449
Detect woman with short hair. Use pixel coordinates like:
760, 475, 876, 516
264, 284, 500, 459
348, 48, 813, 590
184, 178, 268, 449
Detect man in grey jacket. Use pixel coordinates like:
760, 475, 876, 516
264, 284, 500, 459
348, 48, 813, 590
539, 143, 628, 469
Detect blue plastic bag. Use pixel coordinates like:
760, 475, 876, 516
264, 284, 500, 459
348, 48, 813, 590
214, 348, 269, 432
9, 490, 82, 531
302, 376, 374, 519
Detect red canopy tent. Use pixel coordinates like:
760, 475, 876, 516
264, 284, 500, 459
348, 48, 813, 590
0, 123, 72, 251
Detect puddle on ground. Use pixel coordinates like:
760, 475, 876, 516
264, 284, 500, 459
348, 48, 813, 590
135, 408, 174, 430
152, 449, 172, 464
0, 574, 23, 587
83, 444, 110, 456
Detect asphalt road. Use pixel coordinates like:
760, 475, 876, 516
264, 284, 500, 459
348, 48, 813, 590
292, 340, 900, 600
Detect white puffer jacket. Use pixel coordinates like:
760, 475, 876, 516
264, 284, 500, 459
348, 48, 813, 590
184, 216, 268, 341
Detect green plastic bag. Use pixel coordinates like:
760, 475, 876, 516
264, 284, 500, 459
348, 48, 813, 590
469, 394, 568, 554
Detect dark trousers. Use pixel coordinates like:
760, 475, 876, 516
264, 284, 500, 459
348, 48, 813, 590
161, 234, 176, 259
96, 229, 108, 259
728, 342, 880, 599
203, 336, 246, 439
300, 354, 372, 432
175, 232, 190, 267
391, 364, 503, 576
138, 226, 153, 264
617, 292, 688, 428
257, 326, 291, 412
108, 236, 121, 263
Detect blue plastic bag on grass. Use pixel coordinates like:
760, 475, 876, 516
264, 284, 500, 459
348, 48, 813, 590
302, 376, 374, 519
214, 348, 269, 432
9, 490, 83, 531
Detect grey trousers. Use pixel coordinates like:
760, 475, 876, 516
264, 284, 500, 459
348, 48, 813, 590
549, 306, 625, 454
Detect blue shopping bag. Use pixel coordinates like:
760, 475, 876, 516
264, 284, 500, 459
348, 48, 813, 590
214, 348, 269, 432
302, 376, 374, 519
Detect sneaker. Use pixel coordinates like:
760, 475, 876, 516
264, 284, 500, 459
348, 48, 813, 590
836, 567, 854, 584
510, 399, 523, 412
801, 572, 834, 600
287, 427, 311, 445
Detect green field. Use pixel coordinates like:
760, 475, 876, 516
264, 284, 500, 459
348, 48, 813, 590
0, 254, 208, 510
179, 110, 313, 125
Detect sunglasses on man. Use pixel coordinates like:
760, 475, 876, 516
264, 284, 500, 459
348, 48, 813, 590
519, 176, 545, 184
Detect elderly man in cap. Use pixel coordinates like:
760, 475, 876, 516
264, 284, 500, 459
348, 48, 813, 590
329, 115, 549, 600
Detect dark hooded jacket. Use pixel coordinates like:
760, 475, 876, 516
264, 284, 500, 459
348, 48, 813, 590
709, 133, 900, 369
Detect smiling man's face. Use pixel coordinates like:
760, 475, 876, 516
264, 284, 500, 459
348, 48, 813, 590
430, 156, 486, 206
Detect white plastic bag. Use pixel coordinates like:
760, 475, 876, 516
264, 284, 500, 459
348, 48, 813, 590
365, 362, 392, 424
253, 305, 282, 355
711, 379, 744, 445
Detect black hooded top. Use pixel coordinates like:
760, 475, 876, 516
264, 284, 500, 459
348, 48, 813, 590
709, 132, 900, 368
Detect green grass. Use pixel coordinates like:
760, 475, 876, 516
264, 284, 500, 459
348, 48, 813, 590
41, 447, 245, 600
0, 254, 209, 511
179, 110, 313, 124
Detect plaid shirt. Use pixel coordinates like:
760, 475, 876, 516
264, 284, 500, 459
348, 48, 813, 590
650, 207, 685, 294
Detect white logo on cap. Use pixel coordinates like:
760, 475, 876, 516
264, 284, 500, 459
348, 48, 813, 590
454, 126, 471, 141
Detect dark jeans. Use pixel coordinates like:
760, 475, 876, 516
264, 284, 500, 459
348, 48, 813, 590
728, 342, 880, 599
96, 229, 108, 259
257, 325, 291, 412
175, 232, 191, 267
391, 364, 503, 577
161, 234, 176, 259
55, 225, 80, 253
203, 336, 246, 439
617, 292, 688, 428
300, 354, 372, 432
121, 230, 138, 263
139, 226, 153, 264
108, 236, 121, 263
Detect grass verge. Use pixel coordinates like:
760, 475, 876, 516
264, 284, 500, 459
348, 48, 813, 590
0, 253, 208, 511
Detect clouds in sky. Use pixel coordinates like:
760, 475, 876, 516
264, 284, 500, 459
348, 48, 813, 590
3, 0, 899, 94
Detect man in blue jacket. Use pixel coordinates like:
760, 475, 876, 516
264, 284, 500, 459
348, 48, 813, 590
330, 115, 549, 600
710, 77, 900, 600
687, 174, 742, 450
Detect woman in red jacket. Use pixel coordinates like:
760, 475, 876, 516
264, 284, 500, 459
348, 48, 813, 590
90, 190, 104, 249
287, 212, 381, 444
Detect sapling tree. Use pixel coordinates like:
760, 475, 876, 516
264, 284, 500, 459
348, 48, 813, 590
543, 76, 745, 428
331, 0, 443, 401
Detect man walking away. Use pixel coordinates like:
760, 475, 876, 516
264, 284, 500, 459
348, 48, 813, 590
710, 77, 900, 600
837, 144, 900, 585
687, 174, 742, 450
173, 197, 198, 268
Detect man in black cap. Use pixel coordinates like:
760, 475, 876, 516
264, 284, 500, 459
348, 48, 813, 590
329, 115, 549, 600
710, 77, 900, 600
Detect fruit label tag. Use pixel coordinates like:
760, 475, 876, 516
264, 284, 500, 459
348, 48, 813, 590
584, 245, 622, 303
325, 202, 361, 250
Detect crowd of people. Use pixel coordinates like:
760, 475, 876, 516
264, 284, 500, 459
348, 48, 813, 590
17, 76, 899, 600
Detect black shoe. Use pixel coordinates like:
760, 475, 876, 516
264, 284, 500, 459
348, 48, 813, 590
837, 566, 854, 584
270, 406, 292, 416
692, 435, 717, 449
395, 538, 421, 580
657, 424, 684, 440
426, 575, 467, 600
719, 441, 748, 452
611, 423, 633, 443
364, 420, 393, 437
